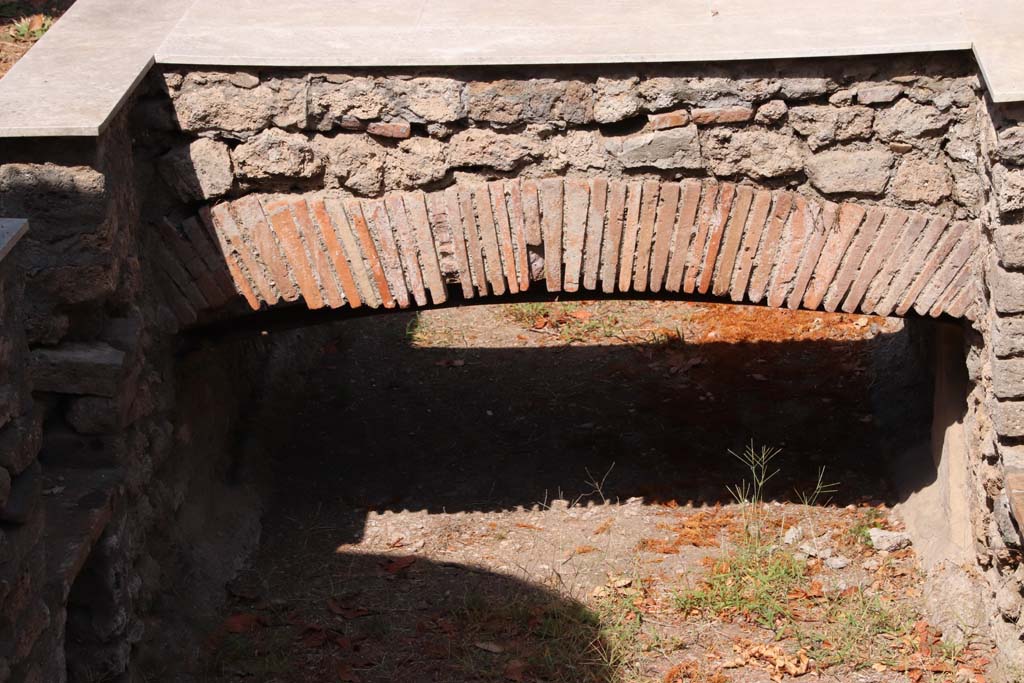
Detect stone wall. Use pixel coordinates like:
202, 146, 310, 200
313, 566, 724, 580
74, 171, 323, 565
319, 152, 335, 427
3, 50, 1024, 681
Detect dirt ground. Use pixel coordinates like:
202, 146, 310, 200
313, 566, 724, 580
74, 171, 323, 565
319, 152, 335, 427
176, 301, 992, 683
0, 1, 71, 77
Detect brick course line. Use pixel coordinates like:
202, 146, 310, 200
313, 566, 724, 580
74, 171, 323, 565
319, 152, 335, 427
539, 178, 564, 293
840, 209, 909, 314
563, 178, 590, 293
382, 194, 425, 307
649, 181, 681, 293
683, 182, 719, 294
292, 199, 345, 309
505, 180, 531, 292
441, 186, 475, 298
822, 205, 883, 313
905, 223, 974, 317
767, 195, 809, 309
344, 199, 396, 309
263, 199, 326, 310
929, 261, 973, 318
788, 201, 837, 310
747, 192, 794, 304
407, 191, 448, 305
521, 180, 543, 247
458, 186, 489, 296
875, 215, 950, 316
729, 189, 772, 302
802, 202, 866, 311
583, 177, 608, 292
367, 197, 414, 308
600, 180, 627, 294
472, 184, 508, 296
697, 182, 737, 295
323, 197, 382, 308
182, 216, 238, 302
234, 195, 299, 303
619, 181, 643, 293
208, 203, 275, 307
860, 213, 928, 314
945, 277, 977, 320
633, 179, 661, 293
154, 228, 210, 314
487, 182, 520, 296
664, 180, 702, 294
309, 198, 363, 309
160, 220, 226, 307
712, 185, 754, 297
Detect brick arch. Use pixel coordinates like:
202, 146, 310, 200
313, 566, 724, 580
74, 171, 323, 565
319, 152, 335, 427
156, 177, 980, 327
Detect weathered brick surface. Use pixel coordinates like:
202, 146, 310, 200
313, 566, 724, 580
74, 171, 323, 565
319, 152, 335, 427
197, 178, 977, 320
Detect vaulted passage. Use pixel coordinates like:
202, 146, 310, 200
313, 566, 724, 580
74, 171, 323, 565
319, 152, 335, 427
160, 177, 979, 328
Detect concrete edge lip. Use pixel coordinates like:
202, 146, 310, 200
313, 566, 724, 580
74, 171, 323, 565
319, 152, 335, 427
0, 219, 29, 264
0, 0, 1023, 138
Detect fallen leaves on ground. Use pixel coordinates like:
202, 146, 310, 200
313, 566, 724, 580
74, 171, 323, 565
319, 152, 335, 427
725, 640, 809, 680
222, 613, 267, 633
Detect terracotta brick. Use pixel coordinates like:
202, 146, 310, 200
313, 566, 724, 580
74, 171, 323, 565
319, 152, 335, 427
649, 182, 681, 292
691, 106, 754, 125
787, 201, 837, 309
747, 192, 794, 303
945, 279, 977, 320
383, 193, 428, 306
234, 195, 300, 303
801, 203, 866, 310
712, 185, 754, 297
683, 181, 719, 294
521, 179, 543, 247
729, 189, 772, 302
458, 187, 489, 294
506, 180, 531, 291
821, 205, 882, 312
369, 197, 415, 307
323, 198, 382, 308
263, 199, 326, 310
897, 220, 970, 316
160, 221, 226, 307
487, 182, 520, 295
618, 181, 644, 292
648, 109, 691, 130
583, 177, 608, 291
633, 180, 661, 292
309, 198, 364, 308
210, 203, 277, 306
697, 182, 736, 295
442, 186, 475, 298
539, 178, 564, 292
347, 199, 397, 308
563, 179, 590, 293
929, 263, 973, 318
841, 209, 909, 314
915, 226, 977, 316
291, 200, 345, 309
367, 120, 412, 139
860, 213, 928, 313
664, 180, 702, 294
767, 195, 810, 308
472, 184, 508, 296
600, 180, 628, 294
181, 216, 237, 302
875, 215, 949, 316
408, 191, 448, 304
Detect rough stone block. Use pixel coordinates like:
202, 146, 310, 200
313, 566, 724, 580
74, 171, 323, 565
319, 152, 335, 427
804, 149, 893, 195
232, 128, 321, 179
29, 343, 126, 397
890, 157, 952, 204
997, 126, 1024, 165
788, 105, 873, 150
995, 315, 1024, 357
1006, 468, 1024, 530
0, 407, 43, 475
0, 462, 40, 524
608, 126, 702, 170
856, 84, 903, 104
754, 100, 788, 124
995, 165, 1024, 214
0, 466, 9, 510
995, 224, 1024, 269
157, 138, 233, 202
992, 263, 1024, 315
994, 399, 1024, 439
874, 99, 951, 141
702, 128, 805, 179
995, 358, 1024, 399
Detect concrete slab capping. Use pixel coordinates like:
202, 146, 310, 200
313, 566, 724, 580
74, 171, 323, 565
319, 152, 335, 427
2, 0, 1024, 137
0, 218, 28, 263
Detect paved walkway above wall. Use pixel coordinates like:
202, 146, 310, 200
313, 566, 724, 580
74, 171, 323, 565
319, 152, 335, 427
1, 0, 1024, 136
160, 178, 978, 325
